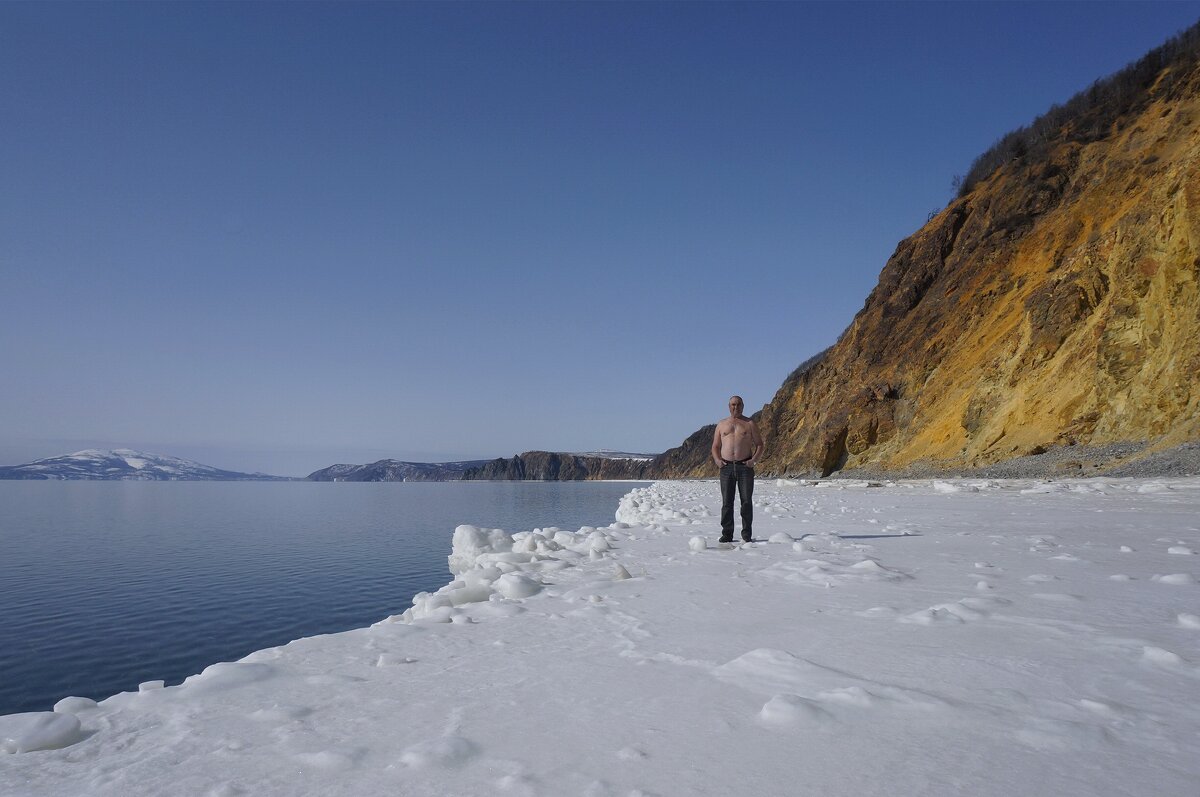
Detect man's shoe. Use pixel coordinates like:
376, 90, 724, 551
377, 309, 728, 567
719, 536, 733, 544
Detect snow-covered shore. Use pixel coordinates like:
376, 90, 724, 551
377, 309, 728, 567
3, 478, 1199, 796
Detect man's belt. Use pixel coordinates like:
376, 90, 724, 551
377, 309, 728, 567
722, 457, 753, 465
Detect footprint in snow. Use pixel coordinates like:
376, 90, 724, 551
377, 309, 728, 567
375, 654, 418, 667
1032, 593, 1085, 602
899, 596, 1007, 625
248, 704, 314, 722
292, 747, 365, 771
1140, 646, 1199, 676
206, 784, 248, 797
398, 735, 480, 769
855, 606, 899, 619
759, 694, 834, 727
1014, 717, 1112, 751
494, 773, 540, 795
900, 605, 972, 624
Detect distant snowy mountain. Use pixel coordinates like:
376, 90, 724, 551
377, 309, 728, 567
0, 449, 291, 481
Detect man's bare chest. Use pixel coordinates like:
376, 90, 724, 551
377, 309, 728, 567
721, 421, 752, 439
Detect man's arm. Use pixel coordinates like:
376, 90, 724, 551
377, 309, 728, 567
711, 424, 724, 469
748, 421, 765, 466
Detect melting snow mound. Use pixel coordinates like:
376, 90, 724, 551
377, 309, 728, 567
0, 713, 83, 754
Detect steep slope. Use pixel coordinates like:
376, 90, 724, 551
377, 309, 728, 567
656, 27, 1200, 478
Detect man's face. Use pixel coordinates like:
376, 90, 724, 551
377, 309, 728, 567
729, 397, 743, 416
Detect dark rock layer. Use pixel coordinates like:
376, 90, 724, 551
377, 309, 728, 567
462, 452, 652, 481
306, 460, 491, 482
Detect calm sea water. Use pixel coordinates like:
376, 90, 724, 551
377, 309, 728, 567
0, 480, 644, 716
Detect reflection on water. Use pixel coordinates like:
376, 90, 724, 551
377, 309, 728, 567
0, 480, 644, 715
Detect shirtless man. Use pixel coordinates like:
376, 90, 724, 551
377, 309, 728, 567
711, 395, 765, 543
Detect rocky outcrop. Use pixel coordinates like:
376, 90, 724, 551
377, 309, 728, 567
654, 27, 1200, 478
463, 451, 652, 481
306, 460, 490, 482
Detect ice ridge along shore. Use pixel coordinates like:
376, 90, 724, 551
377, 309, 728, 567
3, 478, 1200, 796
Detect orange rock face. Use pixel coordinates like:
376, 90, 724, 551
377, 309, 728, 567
655, 56, 1200, 478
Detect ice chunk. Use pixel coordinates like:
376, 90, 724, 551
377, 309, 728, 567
0, 712, 83, 753
448, 525, 514, 575
444, 583, 493, 606
495, 573, 543, 599
461, 566, 503, 588
52, 696, 98, 714
178, 662, 275, 697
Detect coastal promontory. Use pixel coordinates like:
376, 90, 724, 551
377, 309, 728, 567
654, 26, 1200, 478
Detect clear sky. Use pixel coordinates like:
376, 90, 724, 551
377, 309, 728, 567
3, 1, 1198, 477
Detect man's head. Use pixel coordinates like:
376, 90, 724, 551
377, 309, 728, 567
728, 395, 744, 417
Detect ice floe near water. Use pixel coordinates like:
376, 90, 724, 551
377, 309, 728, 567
0, 712, 83, 754
2, 476, 1199, 796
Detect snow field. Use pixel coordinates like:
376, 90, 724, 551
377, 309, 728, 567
2, 477, 1199, 796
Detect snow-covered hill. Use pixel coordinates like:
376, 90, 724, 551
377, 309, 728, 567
0, 449, 290, 481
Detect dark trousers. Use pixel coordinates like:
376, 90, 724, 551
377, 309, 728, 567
719, 462, 754, 541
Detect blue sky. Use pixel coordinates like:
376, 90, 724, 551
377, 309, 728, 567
3, 1, 1198, 476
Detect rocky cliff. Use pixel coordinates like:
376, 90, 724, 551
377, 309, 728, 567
462, 451, 652, 481
306, 459, 491, 482
654, 25, 1200, 478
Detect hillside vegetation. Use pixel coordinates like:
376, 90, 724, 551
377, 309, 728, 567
653, 21, 1200, 478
